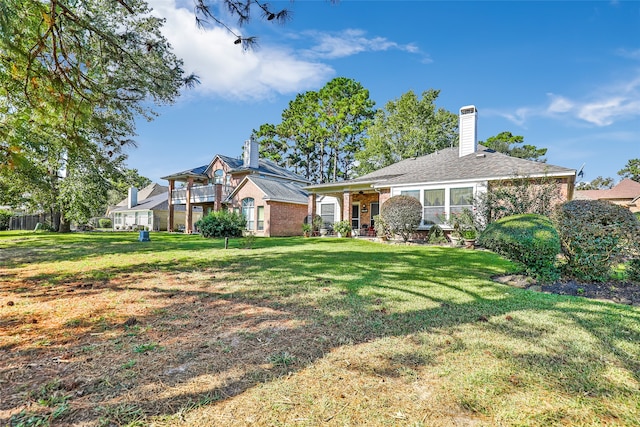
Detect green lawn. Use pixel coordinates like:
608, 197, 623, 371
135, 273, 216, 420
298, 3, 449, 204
1, 231, 639, 426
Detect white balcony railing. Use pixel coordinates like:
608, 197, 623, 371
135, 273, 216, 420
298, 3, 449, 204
170, 184, 234, 204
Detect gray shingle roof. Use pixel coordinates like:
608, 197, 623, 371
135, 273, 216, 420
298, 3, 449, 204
162, 155, 309, 184
110, 192, 168, 212
244, 176, 308, 204
221, 155, 309, 183
114, 183, 168, 208
307, 146, 575, 190
160, 165, 208, 180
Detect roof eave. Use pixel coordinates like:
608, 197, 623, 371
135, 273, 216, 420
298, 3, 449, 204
374, 171, 576, 189
305, 180, 381, 192
160, 172, 208, 181
263, 197, 307, 205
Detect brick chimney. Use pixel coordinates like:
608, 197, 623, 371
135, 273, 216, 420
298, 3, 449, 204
243, 136, 259, 169
459, 105, 478, 157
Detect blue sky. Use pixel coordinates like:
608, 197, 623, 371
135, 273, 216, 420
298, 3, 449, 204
130, 0, 640, 186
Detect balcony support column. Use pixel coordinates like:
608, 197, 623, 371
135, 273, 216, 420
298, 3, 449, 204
215, 183, 222, 211
168, 180, 175, 232
185, 177, 193, 234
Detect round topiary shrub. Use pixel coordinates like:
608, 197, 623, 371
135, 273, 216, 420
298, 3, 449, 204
552, 200, 640, 282
195, 210, 246, 238
478, 214, 560, 283
98, 218, 112, 229
380, 195, 423, 242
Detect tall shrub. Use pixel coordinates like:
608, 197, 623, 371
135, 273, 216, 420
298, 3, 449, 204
475, 175, 562, 228
0, 210, 12, 230
98, 218, 112, 229
196, 210, 246, 238
553, 200, 640, 282
380, 195, 423, 242
478, 214, 560, 283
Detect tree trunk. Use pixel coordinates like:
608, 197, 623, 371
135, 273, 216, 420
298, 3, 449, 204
51, 209, 61, 232
58, 212, 71, 233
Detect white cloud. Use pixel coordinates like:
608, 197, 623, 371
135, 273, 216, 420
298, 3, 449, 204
494, 71, 640, 127
301, 29, 422, 60
547, 95, 574, 113
615, 48, 640, 60
148, 0, 334, 100
147, 1, 425, 100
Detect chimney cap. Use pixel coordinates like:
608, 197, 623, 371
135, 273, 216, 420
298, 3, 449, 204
460, 105, 477, 115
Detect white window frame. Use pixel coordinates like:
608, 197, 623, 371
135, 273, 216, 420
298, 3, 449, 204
242, 198, 255, 230
391, 183, 482, 229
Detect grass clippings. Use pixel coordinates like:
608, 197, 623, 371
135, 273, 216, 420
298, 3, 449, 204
1, 231, 639, 426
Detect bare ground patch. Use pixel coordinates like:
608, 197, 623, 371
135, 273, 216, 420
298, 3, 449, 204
493, 274, 640, 306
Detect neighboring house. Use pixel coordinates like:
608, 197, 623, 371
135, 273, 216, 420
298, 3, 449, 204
575, 178, 640, 213
109, 183, 202, 231
161, 138, 310, 236
305, 105, 577, 234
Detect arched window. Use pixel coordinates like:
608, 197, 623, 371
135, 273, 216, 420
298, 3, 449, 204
213, 169, 224, 185
242, 197, 255, 230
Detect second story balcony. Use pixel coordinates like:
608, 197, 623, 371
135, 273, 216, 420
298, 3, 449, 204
170, 184, 234, 205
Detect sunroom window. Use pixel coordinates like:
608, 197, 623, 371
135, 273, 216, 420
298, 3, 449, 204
400, 190, 420, 200
423, 189, 445, 225
450, 187, 474, 216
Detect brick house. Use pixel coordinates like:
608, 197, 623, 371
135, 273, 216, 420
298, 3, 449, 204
575, 178, 640, 213
161, 138, 309, 235
227, 176, 309, 236
305, 105, 577, 235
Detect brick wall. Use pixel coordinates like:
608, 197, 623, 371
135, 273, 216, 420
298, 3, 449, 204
227, 179, 267, 235
268, 201, 308, 237
378, 188, 391, 207
486, 176, 574, 214
349, 192, 380, 228
228, 179, 307, 237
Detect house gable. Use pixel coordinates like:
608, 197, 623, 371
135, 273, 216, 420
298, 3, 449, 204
575, 178, 640, 211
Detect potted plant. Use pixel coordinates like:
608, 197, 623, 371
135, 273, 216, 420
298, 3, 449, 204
461, 228, 477, 247
312, 215, 324, 234
302, 223, 312, 237
334, 220, 352, 238
448, 209, 478, 247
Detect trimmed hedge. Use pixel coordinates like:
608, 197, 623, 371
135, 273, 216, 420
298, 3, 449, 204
553, 200, 640, 282
478, 214, 560, 283
195, 210, 246, 238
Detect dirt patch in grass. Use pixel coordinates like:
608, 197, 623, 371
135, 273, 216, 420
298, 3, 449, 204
494, 274, 640, 306
0, 265, 479, 426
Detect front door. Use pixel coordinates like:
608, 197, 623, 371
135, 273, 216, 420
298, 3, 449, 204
370, 202, 379, 228
351, 204, 360, 230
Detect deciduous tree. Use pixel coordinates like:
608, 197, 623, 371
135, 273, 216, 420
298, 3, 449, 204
355, 89, 458, 175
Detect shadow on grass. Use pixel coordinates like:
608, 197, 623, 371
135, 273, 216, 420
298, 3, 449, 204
1, 234, 639, 425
